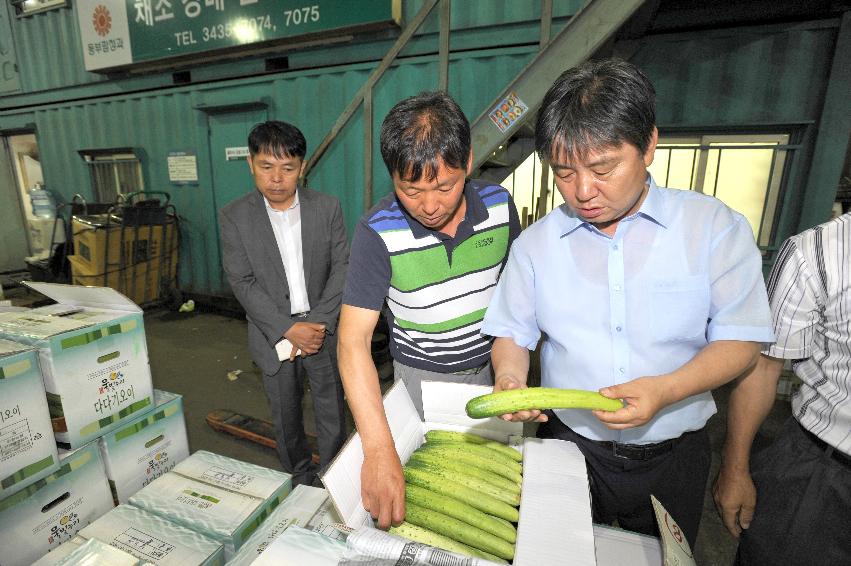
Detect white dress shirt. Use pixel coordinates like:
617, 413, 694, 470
264, 193, 310, 315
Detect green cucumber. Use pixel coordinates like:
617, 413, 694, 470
403, 466, 519, 522
407, 460, 519, 506
405, 502, 516, 560
405, 483, 517, 543
466, 387, 623, 418
423, 438, 521, 470
416, 444, 522, 484
424, 429, 523, 462
389, 522, 507, 563
408, 451, 521, 496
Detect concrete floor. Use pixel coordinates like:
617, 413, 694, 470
5, 280, 792, 566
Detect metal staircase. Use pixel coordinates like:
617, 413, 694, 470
305, 0, 654, 216
470, 0, 650, 222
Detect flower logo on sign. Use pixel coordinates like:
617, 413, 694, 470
92, 5, 112, 37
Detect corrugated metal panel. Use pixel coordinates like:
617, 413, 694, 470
19, 48, 533, 296
11, 6, 105, 92
633, 26, 835, 126
406, 0, 582, 33
6, 1, 569, 97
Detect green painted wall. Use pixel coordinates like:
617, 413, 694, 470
0, 48, 534, 296
1, 1, 846, 296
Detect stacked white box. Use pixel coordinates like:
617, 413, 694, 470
226, 484, 330, 566
0, 282, 154, 449
76, 504, 225, 565
34, 536, 151, 566
0, 338, 60, 499
99, 389, 190, 504
0, 440, 114, 566
130, 450, 292, 559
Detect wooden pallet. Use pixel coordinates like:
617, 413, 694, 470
206, 409, 320, 465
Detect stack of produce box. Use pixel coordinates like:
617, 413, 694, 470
0, 282, 169, 566
129, 450, 293, 560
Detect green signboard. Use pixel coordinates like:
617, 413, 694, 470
77, 0, 400, 72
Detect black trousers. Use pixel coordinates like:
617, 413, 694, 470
539, 413, 710, 549
262, 336, 347, 486
736, 417, 851, 566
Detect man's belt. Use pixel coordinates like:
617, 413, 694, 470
799, 421, 851, 469
449, 362, 488, 376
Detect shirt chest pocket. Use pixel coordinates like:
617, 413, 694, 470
650, 276, 711, 342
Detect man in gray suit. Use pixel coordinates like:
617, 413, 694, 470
219, 121, 349, 487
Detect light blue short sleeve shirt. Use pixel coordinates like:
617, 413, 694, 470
482, 176, 775, 443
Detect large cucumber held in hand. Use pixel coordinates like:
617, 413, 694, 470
466, 387, 623, 419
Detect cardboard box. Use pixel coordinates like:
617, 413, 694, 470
68, 255, 167, 306
323, 381, 598, 566
73, 504, 225, 565
99, 389, 190, 504
0, 282, 155, 449
0, 338, 60, 499
32, 536, 152, 566
226, 485, 331, 566
71, 216, 178, 275
129, 450, 292, 559
0, 440, 115, 566
593, 524, 663, 565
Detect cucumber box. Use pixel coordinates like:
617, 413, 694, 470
0, 339, 60, 499
0, 440, 114, 566
322, 381, 598, 566
0, 282, 154, 450
99, 389, 190, 504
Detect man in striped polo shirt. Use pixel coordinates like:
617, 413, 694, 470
715, 211, 851, 565
338, 91, 520, 529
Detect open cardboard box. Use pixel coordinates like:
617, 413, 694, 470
322, 381, 598, 566
0, 282, 154, 449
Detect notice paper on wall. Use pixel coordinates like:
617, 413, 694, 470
168, 151, 198, 183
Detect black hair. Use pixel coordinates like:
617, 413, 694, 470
536, 58, 656, 162
248, 121, 307, 160
379, 91, 471, 182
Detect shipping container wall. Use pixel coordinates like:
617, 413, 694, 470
633, 25, 835, 126
3, 0, 580, 96
12, 48, 533, 296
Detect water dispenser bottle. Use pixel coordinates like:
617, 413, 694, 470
29, 183, 56, 218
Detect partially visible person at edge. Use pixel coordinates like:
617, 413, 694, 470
337, 91, 521, 528
480, 59, 775, 548
714, 210, 851, 565
219, 121, 349, 487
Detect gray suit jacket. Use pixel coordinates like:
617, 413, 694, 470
219, 188, 348, 375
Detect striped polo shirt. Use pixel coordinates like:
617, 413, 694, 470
343, 179, 520, 372
764, 212, 851, 455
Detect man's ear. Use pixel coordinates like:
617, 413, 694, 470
465, 149, 474, 176
643, 127, 659, 168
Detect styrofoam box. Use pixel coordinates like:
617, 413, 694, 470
99, 389, 190, 504
227, 484, 330, 566
0, 338, 60, 499
0, 440, 115, 566
323, 381, 598, 566
0, 282, 154, 449
129, 450, 292, 559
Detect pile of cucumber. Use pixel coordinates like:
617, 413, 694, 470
388, 430, 522, 563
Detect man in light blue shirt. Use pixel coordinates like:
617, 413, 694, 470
482, 59, 774, 548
